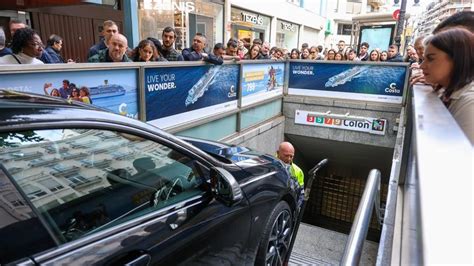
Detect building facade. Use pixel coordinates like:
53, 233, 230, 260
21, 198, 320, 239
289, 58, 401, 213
226, 0, 327, 50
324, 0, 395, 50
0, 0, 329, 60
415, 0, 472, 37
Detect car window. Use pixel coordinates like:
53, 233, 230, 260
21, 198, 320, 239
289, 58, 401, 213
0, 166, 56, 264
0, 129, 208, 245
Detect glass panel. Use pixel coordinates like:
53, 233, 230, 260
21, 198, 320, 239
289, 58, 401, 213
177, 115, 237, 141
241, 100, 282, 130
0, 129, 208, 244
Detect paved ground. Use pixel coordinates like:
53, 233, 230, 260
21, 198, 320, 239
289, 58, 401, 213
289, 223, 378, 265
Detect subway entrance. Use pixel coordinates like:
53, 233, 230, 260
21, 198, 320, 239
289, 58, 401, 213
286, 134, 393, 242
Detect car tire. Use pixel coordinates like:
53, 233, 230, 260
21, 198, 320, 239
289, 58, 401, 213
255, 201, 293, 266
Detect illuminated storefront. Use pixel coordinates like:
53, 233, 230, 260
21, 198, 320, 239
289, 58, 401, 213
230, 7, 271, 47
137, 0, 223, 51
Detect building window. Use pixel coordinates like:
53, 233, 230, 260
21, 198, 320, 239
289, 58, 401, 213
22, 184, 47, 199
346, 0, 362, 14
276, 19, 300, 49
138, 0, 223, 51
38, 178, 64, 192
337, 24, 352, 35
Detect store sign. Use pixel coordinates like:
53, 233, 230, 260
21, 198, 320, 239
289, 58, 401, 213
295, 110, 387, 135
281, 22, 297, 32
241, 12, 263, 25
142, 0, 195, 13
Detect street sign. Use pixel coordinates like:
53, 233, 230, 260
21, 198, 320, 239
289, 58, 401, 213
392, 9, 400, 20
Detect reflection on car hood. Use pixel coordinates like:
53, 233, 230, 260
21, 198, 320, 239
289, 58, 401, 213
179, 136, 276, 166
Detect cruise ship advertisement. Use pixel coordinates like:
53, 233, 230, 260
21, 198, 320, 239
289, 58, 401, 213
288, 62, 408, 104
241, 63, 284, 107
144, 64, 239, 129
0, 69, 139, 118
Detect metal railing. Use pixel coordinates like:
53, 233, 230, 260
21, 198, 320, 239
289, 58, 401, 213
341, 169, 382, 266
376, 84, 473, 265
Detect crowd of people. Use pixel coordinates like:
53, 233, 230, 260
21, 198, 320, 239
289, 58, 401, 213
1, 19, 420, 66
0, 12, 472, 144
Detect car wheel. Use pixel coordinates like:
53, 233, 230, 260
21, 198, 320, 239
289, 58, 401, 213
255, 201, 293, 266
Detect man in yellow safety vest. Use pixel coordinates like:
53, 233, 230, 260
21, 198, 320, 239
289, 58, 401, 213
277, 142, 304, 187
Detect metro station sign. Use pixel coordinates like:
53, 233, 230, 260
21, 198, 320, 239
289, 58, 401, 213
295, 110, 387, 135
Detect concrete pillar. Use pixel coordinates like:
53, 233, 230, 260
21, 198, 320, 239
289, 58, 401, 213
270, 16, 277, 46
225, 0, 232, 42
123, 0, 140, 48
299, 24, 305, 48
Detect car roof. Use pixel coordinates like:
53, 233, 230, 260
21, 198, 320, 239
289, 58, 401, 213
0, 90, 227, 166
0, 90, 140, 127
0, 89, 175, 145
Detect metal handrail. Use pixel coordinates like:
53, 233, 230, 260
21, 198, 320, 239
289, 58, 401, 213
341, 169, 381, 266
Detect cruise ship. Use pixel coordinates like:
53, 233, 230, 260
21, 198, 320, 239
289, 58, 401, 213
185, 66, 221, 106
325, 66, 368, 88
89, 80, 126, 99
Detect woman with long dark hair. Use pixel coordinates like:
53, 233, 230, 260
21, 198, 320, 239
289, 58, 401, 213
290, 48, 300, 59
244, 44, 261, 60
131, 39, 166, 62
300, 48, 310, 60
420, 28, 474, 144
369, 50, 380, 61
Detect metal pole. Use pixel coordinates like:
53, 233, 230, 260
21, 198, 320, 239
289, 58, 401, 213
394, 0, 408, 48
341, 169, 381, 266
284, 158, 328, 266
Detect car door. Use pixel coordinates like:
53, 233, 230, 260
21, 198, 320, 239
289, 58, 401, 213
0, 126, 252, 265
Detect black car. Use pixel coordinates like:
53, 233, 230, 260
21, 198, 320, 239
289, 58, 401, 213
0, 91, 301, 265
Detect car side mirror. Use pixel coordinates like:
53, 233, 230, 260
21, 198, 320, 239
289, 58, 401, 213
210, 167, 243, 207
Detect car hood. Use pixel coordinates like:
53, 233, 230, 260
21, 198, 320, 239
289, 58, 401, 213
179, 136, 284, 169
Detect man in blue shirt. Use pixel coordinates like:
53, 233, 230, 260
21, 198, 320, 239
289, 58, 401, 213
182, 33, 207, 61
58, 80, 72, 99
182, 33, 222, 64
40, 34, 67, 63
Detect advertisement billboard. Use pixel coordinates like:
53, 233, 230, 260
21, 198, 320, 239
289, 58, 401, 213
241, 63, 284, 106
0, 69, 139, 118
295, 110, 387, 135
145, 64, 239, 128
288, 61, 407, 103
